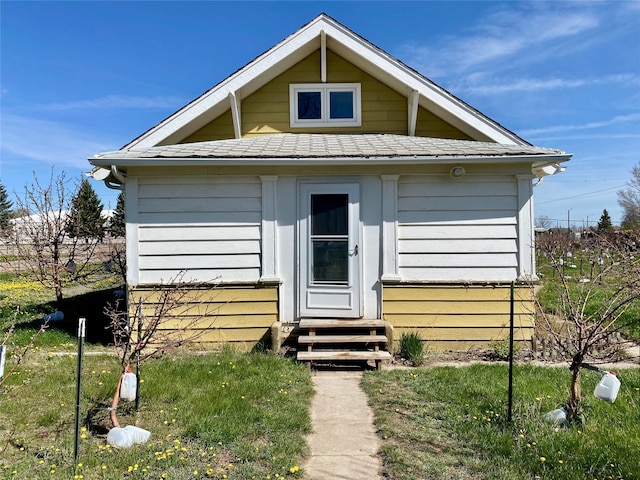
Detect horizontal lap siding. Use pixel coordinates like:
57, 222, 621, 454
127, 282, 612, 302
130, 286, 277, 351
383, 285, 534, 350
398, 176, 518, 282
137, 177, 261, 284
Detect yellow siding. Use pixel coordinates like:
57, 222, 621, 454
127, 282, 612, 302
383, 285, 534, 351
180, 48, 469, 141
182, 110, 235, 143
129, 285, 277, 350
415, 107, 472, 140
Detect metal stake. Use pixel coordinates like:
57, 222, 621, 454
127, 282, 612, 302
74, 318, 86, 464
507, 282, 514, 424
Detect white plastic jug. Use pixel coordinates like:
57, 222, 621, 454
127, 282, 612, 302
120, 371, 137, 402
594, 372, 621, 403
123, 425, 151, 444
542, 408, 567, 424
107, 427, 133, 448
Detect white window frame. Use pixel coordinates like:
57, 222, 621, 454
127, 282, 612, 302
289, 83, 361, 128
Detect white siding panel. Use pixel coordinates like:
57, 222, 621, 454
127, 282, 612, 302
401, 267, 517, 282
139, 254, 260, 270
143, 240, 260, 255
399, 196, 516, 211
139, 211, 261, 224
138, 182, 261, 199
399, 253, 518, 267
139, 198, 261, 213
400, 224, 517, 239
399, 239, 517, 253
400, 179, 517, 197
139, 225, 260, 242
139, 269, 260, 284
137, 176, 262, 284
398, 176, 519, 282
399, 210, 516, 225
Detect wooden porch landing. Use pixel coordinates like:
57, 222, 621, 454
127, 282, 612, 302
296, 319, 392, 370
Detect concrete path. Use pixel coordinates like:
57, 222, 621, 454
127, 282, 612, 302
303, 370, 382, 480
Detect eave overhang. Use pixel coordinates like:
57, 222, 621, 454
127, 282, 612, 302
90, 153, 570, 169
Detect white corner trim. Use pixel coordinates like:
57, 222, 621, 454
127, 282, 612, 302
260, 176, 280, 283
516, 174, 536, 282
320, 30, 327, 83
381, 175, 400, 282
125, 177, 139, 286
408, 89, 419, 137
229, 92, 241, 139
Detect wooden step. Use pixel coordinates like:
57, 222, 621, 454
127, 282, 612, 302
299, 319, 387, 329
298, 334, 388, 344
297, 351, 392, 361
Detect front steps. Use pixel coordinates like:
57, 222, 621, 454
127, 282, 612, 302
296, 319, 392, 370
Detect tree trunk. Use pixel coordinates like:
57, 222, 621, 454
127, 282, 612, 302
567, 356, 583, 422
110, 371, 125, 428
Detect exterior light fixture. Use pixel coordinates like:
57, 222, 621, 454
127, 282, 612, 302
450, 166, 465, 177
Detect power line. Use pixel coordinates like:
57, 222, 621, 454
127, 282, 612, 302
536, 184, 626, 204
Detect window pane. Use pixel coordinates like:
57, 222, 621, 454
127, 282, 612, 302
298, 91, 322, 119
311, 194, 348, 235
312, 240, 348, 283
329, 91, 354, 119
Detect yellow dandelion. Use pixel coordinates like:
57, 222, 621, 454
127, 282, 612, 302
540, 457, 546, 462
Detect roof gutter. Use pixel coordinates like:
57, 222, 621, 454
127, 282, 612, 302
88, 165, 127, 190
532, 161, 567, 187
89, 153, 571, 169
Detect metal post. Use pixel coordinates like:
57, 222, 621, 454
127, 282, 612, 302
135, 302, 142, 412
74, 318, 86, 464
507, 282, 514, 424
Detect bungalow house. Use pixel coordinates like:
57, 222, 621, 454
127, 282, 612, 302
89, 14, 570, 364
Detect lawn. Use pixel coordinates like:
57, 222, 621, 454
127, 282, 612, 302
1, 349, 313, 479
362, 364, 640, 480
3, 269, 640, 480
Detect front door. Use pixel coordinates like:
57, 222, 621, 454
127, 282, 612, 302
299, 183, 361, 318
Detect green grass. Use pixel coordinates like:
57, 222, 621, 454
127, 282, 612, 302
362, 364, 640, 480
1, 350, 313, 479
399, 332, 425, 366
1, 269, 123, 347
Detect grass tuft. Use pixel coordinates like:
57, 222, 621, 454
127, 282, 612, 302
398, 331, 425, 366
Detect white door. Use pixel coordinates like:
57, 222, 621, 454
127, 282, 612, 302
299, 183, 361, 318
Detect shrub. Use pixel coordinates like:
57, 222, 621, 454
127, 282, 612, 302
399, 331, 425, 366
488, 337, 521, 360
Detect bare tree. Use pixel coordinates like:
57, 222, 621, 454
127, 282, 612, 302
104, 275, 220, 428
535, 215, 553, 230
534, 231, 640, 422
11, 170, 103, 308
617, 162, 640, 230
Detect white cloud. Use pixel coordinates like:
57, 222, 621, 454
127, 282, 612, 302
33, 94, 185, 111
1, 114, 117, 168
520, 113, 640, 136
457, 73, 640, 95
399, 6, 599, 76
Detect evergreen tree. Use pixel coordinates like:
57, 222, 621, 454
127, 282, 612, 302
67, 178, 105, 240
0, 182, 13, 234
110, 191, 125, 237
597, 209, 613, 230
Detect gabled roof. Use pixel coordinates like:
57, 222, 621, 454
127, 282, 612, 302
123, 13, 530, 150
93, 134, 568, 168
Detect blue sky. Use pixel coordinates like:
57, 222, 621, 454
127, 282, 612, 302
1, 1, 639, 227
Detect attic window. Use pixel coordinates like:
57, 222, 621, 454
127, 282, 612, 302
290, 83, 361, 127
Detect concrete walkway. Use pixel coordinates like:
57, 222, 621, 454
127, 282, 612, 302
303, 370, 382, 480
